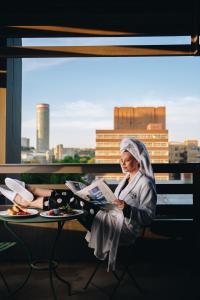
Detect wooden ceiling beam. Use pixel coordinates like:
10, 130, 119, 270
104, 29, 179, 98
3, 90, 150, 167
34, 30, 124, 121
0, 44, 198, 58
0, 11, 198, 37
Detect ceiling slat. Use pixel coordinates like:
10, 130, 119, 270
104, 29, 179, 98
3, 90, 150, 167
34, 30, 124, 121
0, 44, 198, 58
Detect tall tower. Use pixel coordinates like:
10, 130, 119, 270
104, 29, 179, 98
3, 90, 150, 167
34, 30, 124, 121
36, 103, 49, 152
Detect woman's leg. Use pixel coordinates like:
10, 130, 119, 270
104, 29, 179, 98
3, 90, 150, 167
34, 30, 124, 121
14, 188, 73, 210
14, 194, 44, 209
26, 185, 52, 197
13, 185, 52, 208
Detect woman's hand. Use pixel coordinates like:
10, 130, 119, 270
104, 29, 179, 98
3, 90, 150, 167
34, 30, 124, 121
113, 199, 125, 210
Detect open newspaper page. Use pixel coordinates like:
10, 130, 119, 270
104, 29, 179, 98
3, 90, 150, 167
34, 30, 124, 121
65, 179, 116, 205
65, 181, 87, 194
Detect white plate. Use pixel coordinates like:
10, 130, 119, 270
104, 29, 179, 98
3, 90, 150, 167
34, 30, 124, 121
0, 209, 38, 218
40, 209, 83, 219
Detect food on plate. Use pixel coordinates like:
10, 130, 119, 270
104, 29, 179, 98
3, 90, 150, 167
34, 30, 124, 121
48, 204, 75, 216
7, 204, 30, 216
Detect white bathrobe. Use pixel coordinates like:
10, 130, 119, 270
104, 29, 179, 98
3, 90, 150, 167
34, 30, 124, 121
86, 170, 157, 270
115, 170, 157, 244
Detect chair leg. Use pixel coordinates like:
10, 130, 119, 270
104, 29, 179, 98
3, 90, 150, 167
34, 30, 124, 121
110, 265, 142, 299
0, 270, 10, 293
112, 270, 120, 281
0, 270, 14, 299
109, 270, 126, 299
84, 260, 103, 290
125, 266, 143, 294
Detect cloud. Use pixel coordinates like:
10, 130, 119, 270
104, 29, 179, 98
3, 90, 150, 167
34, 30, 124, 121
22, 58, 76, 72
51, 100, 111, 118
51, 100, 113, 131
51, 119, 113, 130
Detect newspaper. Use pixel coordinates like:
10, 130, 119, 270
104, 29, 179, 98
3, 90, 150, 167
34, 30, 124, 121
65, 179, 116, 205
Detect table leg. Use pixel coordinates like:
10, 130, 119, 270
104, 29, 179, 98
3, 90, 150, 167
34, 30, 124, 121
48, 221, 71, 299
3, 220, 72, 300
3, 221, 33, 297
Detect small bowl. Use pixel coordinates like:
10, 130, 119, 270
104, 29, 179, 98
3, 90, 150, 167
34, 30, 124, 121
53, 208, 60, 215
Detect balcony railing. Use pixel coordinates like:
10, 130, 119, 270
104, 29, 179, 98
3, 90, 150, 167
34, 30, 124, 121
0, 163, 200, 225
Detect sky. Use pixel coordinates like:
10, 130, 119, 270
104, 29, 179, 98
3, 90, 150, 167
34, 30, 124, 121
22, 37, 200, 148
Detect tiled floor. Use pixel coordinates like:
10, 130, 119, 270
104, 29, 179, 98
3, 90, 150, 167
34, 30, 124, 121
0, 258, 199, 300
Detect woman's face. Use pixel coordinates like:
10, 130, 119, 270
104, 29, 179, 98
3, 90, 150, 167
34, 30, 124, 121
120, 151, 139, 174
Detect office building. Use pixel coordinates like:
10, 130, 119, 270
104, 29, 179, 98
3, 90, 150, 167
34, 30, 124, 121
36, 103, 49, 153
114, 107, 166, 130
53, 145, 76, 160
169, 140, 200, 181
169, 140, 200, 163
52, 145, 95, 161
95, 106, 169, 181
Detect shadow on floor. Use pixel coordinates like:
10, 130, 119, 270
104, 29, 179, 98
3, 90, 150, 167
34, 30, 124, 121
0, 258, 199, 300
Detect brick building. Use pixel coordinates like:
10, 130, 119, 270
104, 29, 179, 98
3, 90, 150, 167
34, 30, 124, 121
95, 106, 169, 181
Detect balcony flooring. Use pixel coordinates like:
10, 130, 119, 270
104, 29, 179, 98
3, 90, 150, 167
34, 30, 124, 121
0, 220, 200, 300
0, 257, 199, 300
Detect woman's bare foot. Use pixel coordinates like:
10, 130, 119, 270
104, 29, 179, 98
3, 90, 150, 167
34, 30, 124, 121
14, 194, 43, 209
14, 194, 31, 207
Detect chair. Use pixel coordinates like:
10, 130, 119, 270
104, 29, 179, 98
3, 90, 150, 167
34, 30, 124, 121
75, 195, 145, 298
0, 241, 16, 299
83, 243, 143, 299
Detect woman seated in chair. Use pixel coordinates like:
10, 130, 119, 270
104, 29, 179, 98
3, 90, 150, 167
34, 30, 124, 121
0, 138, 157, 270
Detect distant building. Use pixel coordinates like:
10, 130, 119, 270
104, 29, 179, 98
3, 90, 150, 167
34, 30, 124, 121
169, 140, 200, 163
46, 149, 54, 163
21, 137, 30, 148
53, 145, 76, 160
114, 106, 166, 130
53, 144, 95, 161
21, 149, 35, 162
34, 152, 47, 164
21, 149, 47, 164
169, 140, 200, 181
36, 103, 49, 153
96, 106, 169, 181
78, 148, 95, 157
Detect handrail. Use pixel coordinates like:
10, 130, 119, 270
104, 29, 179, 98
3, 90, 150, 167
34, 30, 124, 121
0, 163, 200, 222
0, 163, 199, 174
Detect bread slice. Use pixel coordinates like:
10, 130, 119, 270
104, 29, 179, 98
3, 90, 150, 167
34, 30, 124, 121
7, 208, 15, 216
14, 203, 28, 213
7, 203, 28, 216
12, 205, 20, 213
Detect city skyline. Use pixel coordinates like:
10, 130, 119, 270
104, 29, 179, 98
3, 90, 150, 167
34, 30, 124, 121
22, 104, 200, 150
21, 37, 200, 148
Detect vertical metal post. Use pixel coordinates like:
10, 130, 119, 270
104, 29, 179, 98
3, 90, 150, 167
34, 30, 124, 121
6, 38, 22, 163
0, 39, 7, 165
0, 38, 22, 164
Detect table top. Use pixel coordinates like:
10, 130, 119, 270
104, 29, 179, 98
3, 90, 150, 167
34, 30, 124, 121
0, 206, 84, 224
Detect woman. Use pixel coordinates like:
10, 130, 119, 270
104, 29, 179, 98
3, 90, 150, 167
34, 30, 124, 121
85, 138, 157, 270
0, 138, 157, 269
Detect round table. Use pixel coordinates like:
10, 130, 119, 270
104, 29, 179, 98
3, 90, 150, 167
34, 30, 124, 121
0, 207, 84, 300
